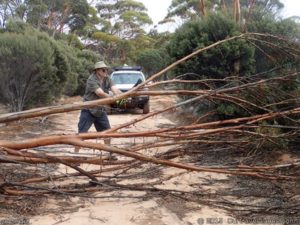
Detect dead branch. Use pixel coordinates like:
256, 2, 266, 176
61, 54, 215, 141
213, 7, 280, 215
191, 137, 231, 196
0, 32, 299, 218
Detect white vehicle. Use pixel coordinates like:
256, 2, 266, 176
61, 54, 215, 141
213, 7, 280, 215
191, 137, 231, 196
110, 66, 150, 114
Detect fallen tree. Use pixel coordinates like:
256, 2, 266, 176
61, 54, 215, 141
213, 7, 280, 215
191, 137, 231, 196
0, 33, 299, 218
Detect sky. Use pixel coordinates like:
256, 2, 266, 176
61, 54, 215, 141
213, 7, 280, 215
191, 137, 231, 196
280, 0, 300, 18
139, 0, 171, 25
139, 0, 300, 32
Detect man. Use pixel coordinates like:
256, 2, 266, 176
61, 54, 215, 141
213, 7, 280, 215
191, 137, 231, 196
75, 61, 122, 154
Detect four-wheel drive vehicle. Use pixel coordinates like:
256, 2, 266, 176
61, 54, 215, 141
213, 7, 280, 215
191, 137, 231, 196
110, 66, 150, 114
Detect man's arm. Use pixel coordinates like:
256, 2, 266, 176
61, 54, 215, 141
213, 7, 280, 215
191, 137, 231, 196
95, 88, 110, 98
111, 85, 123, 95
95, 86, 122, 97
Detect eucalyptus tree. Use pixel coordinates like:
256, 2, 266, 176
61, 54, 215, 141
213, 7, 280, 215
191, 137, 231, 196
86, 0, 153, 64
0, 30, 56, 111
166, 0, 212, 19
76, 4, 100, 37
167, 13, 255, 81
162, 0, 285, 27
0, 21, 100, 110
25, 0, 90, 33
162, 0, 218, 23
96, 0, 152, 39
0, 0, 27, 27
0, 0, 90, 33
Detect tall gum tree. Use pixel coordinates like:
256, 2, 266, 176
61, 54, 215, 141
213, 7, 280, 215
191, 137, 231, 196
96, 0, 152, 39
0, 0, 90, 33
86, 0, 153, 64
161, 0, 285, 27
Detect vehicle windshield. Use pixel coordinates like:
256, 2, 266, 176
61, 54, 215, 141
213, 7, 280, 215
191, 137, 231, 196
111, 73, 144, 85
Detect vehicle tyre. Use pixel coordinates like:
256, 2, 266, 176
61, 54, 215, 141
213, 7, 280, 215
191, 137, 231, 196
143, 101, 150, 114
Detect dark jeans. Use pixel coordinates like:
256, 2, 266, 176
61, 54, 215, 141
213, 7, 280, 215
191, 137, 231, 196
78, 109, 111, 133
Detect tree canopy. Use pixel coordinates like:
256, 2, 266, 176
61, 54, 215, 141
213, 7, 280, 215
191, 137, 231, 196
0, 0, 299, 112
96, 0, 152, 39
167, 13, 255, 80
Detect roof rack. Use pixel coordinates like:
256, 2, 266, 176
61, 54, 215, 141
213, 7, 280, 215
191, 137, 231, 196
113, 65, 142, 71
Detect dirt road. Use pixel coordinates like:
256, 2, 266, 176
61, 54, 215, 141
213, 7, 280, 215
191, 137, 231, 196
25, 96, 230, 225
1, 96, 294, 225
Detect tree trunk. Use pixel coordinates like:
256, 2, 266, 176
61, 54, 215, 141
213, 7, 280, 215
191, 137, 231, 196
243, 0, 256, 32
58, 2, 71, 33
221, 0, 227, 11
47, 11, 56, 29
199, 0, 206, 17
234, 0, 241, 24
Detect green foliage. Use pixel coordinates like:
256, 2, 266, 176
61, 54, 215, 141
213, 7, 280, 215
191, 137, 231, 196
0, 0, 28, 27
6, 0, 90, 33
92, 31, 121, 43
5, 19, 32, 33
127, 34, 154, 59
166, 0, 207, 20
166, 11, 300, 125
42, 37, 99, 97
96, 0, 152, 39
164, 0, 285, 22
67, 0, 90, 32
246, 0, 284, 20
72, 49, 99, 96
25, 0, 48, 28
0, 21, 99, 110
248, 16, 300, 38
247, 17, 300, 73
67, 33, 84, 49
76, 5, 100, 37
166, 13, 257, 119
254, 120, 289, 151
0, 32, 56, 111
136, 49, 169, 77
217, 104, 239, 117
167, 14, 255, 80
88, 0, 155, 64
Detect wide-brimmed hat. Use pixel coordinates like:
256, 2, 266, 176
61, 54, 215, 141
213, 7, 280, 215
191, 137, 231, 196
94, 61, 108, 70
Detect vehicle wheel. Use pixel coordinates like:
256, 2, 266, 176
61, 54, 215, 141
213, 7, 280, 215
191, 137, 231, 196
143, 101, 150, 114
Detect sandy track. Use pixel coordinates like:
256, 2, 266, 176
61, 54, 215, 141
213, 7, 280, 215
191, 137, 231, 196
16, 96, 229, 225
1, 96, 275, 225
